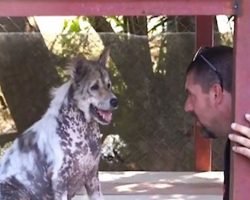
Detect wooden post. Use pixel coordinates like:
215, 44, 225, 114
194, 123, 212, 171
231, 0, 250, 199
194, 16, 213, 171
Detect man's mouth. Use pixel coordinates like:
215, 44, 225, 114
90, 104, 112, 124
190, 113, 203, 127
190, 114, 217, 138
195, 119, 217, 139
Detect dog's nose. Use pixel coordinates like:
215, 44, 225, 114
110, 98, 118, 108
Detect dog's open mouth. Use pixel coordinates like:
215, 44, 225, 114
90, 104, 112, 124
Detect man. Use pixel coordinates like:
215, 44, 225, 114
184, 45, 250, 200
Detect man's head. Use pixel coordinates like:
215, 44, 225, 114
184, 46, 233, 138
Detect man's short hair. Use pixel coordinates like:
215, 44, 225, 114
187, 45, 233, 93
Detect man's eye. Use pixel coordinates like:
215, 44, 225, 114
91, 84, 99, 90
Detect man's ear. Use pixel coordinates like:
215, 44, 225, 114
211, 83, 224, 105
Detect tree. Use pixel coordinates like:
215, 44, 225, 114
0, 17, 61, 132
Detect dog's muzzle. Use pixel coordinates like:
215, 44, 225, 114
90, 97, 118, 125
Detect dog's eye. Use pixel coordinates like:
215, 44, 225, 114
107, 82, 111, 89
91, 83, 99, 90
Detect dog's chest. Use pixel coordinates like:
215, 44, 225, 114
56, 104, 102, 183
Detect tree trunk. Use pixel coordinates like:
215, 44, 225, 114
0, 17, 61, 132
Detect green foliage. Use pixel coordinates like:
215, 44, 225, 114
220, 32, 233, 47
69, 19, 81, 33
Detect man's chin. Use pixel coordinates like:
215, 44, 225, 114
201, 127, 217, 139
194, 118, 217, 138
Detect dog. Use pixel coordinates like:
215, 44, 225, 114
0, 48, 118, 200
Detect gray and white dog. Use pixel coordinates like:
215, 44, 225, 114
0, 48, 118, 200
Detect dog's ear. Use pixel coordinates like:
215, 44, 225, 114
67, 57, 87, 83
98, 47, 110, 67
74, 58, 88, 83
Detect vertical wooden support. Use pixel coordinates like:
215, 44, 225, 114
194, 16, 213, 171
194, 123, 212, 171
231, 0, 250, 199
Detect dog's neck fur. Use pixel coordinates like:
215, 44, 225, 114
49, 82, 102, 198
49, 81, 100, 138
45, 81, 72, 118
56, 98, 99, 137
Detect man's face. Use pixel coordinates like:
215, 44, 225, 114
184, 72, 217, 137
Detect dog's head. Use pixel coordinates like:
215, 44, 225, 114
68, 48, 118, 125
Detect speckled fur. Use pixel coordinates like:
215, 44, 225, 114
0, 48, 117, 200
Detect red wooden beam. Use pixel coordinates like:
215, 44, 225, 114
231, 0, 250, 199
195, 16, 213, 172
0, 0, 233, 16
194, 124, 212, 171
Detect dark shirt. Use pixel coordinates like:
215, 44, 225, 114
223, 140, 230, 200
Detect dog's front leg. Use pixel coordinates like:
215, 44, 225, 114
52, 174, 68, 200
85, 168, 104, 200
86, 179, 104, 200
54, 191, 68, 200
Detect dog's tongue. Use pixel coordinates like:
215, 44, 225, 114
99, 110, 112, 123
